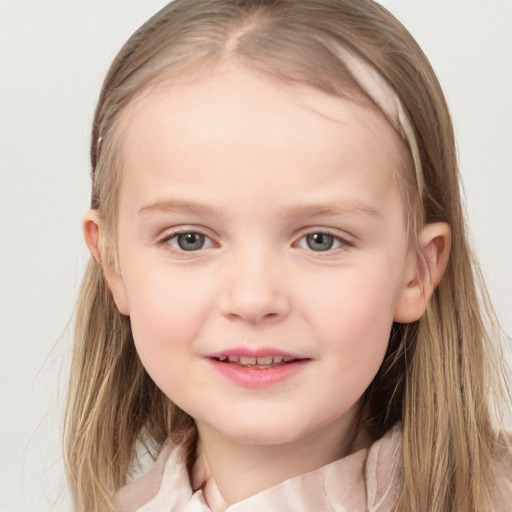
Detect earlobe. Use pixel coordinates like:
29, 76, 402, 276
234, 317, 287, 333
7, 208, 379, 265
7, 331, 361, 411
393, 222, 451, 323
82, 210, 130, 316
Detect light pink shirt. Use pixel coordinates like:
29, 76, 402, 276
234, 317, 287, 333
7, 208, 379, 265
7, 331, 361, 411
117, 425, 401, 512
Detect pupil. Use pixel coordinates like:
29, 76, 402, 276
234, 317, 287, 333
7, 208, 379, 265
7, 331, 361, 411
177, 232, 205, 251
306, 233, 334, 251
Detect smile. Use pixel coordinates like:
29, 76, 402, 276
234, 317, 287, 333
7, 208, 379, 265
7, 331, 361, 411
206, 350, 309, 387
214, 355, 298, 369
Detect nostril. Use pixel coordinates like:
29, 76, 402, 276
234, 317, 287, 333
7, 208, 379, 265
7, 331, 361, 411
219, 265, 291, 323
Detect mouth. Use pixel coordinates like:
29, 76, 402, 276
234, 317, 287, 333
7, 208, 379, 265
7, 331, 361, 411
205, 350, 309, 386
212, 354, 300, 369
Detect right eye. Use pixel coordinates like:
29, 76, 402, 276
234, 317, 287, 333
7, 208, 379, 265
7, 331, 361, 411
164, 231, 213, 252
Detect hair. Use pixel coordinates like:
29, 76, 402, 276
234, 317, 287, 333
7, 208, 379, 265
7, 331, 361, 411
64, 1, 512, 511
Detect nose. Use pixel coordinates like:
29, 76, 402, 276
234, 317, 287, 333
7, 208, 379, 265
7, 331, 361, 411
220, 250, 291, 324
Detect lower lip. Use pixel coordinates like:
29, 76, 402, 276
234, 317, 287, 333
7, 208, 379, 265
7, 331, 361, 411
207, 359, 308, 387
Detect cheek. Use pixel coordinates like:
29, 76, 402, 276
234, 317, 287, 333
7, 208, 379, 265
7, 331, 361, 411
303, 263, 399, 334
302, 265, 398, 379
125, 276, 215, 412
123, 265, 211, 370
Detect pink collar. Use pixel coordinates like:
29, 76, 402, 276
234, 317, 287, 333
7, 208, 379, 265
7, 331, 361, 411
116, 425, 401, 512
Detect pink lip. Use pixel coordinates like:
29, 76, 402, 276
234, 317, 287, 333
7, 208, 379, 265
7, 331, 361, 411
204, 347, 302, 359
204, 347, 309, 387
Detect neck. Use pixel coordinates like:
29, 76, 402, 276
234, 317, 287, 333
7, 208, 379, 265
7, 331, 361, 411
193, 414, 372, 509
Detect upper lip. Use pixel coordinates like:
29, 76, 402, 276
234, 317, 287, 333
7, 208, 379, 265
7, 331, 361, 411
203, 347, 306, 360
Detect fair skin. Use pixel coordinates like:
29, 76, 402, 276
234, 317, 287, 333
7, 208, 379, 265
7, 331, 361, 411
84, 68, 450, 507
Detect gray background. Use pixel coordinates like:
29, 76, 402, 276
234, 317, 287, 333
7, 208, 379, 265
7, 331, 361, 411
1, 1, 511, 510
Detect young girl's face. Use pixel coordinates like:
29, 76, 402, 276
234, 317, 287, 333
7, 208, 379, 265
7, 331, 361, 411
105, 68, 417, 449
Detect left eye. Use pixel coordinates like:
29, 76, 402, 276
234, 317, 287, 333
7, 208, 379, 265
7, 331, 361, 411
297, 232, 345, 252
166, 232, 213, 251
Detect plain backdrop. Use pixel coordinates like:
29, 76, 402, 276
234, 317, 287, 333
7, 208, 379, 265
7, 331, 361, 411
1, 1, 511, 510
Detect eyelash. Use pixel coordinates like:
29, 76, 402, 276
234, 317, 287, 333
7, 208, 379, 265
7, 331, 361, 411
294, 229, 355, 253
158, 228, 355, 254
158, 228, 215, 253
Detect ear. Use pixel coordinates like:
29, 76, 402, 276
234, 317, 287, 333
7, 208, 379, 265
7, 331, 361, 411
393, 222, 451, 323
82, 210, 130, 316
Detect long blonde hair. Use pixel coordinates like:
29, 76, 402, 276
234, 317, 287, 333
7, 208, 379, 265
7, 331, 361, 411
64, 1, 511, 511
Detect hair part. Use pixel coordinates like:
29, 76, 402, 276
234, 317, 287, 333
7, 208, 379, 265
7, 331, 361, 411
65, 1, 512, 511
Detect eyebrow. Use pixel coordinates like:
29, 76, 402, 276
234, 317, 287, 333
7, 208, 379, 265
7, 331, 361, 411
139, 199, 225, 217
281, 202, 383, 220
139, 198, 382, 220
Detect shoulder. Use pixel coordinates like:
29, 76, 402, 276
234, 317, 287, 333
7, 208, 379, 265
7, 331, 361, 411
364, 424, 401, 512
115, 442, 177, 512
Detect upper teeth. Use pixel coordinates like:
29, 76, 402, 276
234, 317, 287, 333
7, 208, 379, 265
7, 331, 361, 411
217, 355, 295, 365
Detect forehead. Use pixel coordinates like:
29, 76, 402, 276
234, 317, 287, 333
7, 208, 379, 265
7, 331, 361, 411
117, 68, 410, 214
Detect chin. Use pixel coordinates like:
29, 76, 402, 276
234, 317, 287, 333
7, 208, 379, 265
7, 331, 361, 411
207, 417, 314, 447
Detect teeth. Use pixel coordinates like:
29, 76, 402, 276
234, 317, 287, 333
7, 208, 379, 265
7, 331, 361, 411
256, 356, 273, 365
217, 355, 297, 366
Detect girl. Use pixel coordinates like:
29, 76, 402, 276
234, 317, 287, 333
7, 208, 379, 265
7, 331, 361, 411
64, 1, 512, 511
